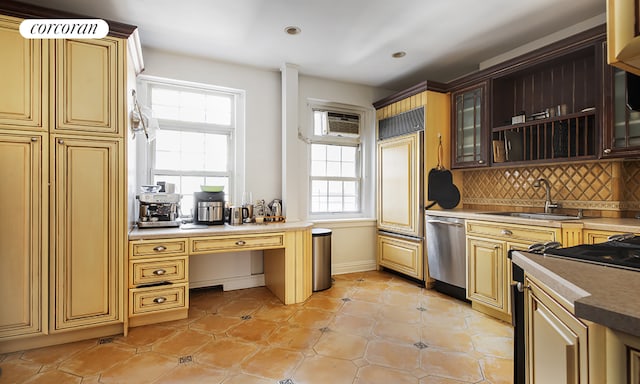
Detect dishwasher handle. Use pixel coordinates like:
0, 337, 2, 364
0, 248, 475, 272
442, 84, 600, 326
426, 219, 464, 227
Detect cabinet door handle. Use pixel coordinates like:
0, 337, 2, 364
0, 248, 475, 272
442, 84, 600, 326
501, 229, 513, 236
603, 148, 612, 154
153, 246, 167, 252
515, 282, 529, 292
152, 269, 166, 276
153, 297, 167, 304
478, 159, 485, 164
58, 139, 64, 144
31, 137, 38, 142
235, 240, 246, 246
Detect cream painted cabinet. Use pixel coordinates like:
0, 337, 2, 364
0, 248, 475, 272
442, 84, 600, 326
54, 38, 123, 136
50, 136, 123, 331
607, 329, 640, 384
607, 0, 640, 76
377, 233, 423, 280
466, 220, 561, 322
525, 275, 605, 384
583, 228, 638, 244
466, 237, 505, 312
0, 15, 46, 130
525, 276, 587, 384
376, 132, 421, 237
0, 132, 47, 339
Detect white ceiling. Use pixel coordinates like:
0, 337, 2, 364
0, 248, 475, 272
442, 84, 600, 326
21, 0, 606, 90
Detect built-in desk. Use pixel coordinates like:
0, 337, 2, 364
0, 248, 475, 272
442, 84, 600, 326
127, 222, 313, 327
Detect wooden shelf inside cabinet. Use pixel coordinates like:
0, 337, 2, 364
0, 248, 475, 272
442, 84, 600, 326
491, 110, 597, 165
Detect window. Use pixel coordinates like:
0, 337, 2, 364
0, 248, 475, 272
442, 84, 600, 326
309, 109, 362, 214
139, 77, 243, 216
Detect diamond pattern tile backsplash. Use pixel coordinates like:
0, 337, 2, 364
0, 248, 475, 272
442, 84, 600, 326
461, 160, 640, 215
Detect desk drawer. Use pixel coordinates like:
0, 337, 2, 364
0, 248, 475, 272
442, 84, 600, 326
130, 238, 188, 258
129, 283, 188, 316
466, 220, 559, 243
190, 233, 285, 254
130, 256, 187, 287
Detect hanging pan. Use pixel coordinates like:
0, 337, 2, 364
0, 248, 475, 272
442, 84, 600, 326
426, 136, 460, 209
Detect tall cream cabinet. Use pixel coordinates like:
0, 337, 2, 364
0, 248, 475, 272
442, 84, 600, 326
0, 12, 135, 353
51, 136, 124, 331
375, 87, 453, 284
0, 132, 47, 339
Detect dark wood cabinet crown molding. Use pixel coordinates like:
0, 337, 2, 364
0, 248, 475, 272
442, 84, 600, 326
0, 0, 138, 38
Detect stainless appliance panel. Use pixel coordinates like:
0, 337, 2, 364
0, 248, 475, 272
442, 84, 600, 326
425, 215, 466, 289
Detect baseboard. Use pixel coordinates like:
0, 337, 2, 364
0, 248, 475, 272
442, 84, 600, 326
189, 274, 266, 291
333, 260, 377, 275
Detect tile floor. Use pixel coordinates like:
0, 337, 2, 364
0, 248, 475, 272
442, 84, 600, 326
0, 270, 514, 384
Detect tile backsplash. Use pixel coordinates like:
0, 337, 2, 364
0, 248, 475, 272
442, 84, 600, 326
461, 160, 640, 217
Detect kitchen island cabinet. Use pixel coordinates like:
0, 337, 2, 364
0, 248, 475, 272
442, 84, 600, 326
511, 248, 640, 384
127, 223, 313, 327
524, 273, 605, 384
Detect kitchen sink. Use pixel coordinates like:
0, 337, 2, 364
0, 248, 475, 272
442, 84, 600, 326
483, 212, 582, 221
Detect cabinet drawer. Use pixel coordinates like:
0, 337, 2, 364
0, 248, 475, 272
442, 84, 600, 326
130, 256, 187, 287
377, 234, 423, 280
129, 283, 187, 316
466, 220, 559, 244
130, 238, 188, 258
190, 233, 285, 254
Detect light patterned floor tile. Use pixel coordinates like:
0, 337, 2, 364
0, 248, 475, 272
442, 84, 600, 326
2, 271, 514, 384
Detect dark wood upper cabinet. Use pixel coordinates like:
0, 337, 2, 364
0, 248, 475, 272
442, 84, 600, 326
451, 82, 489, 168
489, 43, 602, 165
602, 63, 640, 157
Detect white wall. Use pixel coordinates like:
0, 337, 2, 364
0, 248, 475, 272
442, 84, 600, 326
137, 48, 392, 288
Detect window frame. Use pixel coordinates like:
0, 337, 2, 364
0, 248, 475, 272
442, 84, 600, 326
307, 101, 366, 219
137, 75, 246, 214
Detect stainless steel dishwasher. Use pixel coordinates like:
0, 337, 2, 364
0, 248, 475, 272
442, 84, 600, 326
425, 214, 467, 301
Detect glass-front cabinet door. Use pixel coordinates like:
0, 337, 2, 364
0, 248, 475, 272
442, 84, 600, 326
603, 68, 640, 157
452, 82, 488, 168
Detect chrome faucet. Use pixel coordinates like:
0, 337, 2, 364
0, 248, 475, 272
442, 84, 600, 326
533, 178, 559, 213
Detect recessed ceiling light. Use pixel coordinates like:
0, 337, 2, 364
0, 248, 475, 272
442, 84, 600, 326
392, 51, 406, 58
285, 26, 301, 35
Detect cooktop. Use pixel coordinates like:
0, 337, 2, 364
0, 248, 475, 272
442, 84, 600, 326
543, 235, 640, 272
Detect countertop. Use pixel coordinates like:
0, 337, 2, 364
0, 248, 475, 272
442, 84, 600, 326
129, 221, 314, 240
511, 250, 640, 337
425, 208, 640, 232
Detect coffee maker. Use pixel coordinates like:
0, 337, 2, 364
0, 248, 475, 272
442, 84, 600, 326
137, 193, 182, 228
193, 191, 225, 225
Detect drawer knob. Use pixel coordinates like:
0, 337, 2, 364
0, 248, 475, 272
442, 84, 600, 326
153, 246, 167, 252
153, 269, 166, 276
153, 297, 167, 304
501, 229, 513, 236
235, 240, 246, 246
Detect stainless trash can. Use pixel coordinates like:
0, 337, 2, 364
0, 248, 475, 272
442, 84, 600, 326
312, 228, 332, 291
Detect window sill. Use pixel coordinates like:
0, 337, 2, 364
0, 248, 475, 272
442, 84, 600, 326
309, 217, 376, 228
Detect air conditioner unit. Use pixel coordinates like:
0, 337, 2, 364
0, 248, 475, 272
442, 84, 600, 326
324, 112, 360, 137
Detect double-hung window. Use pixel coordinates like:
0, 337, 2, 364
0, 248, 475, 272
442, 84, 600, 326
139, 77, 242, 216
309, 109, 362, 215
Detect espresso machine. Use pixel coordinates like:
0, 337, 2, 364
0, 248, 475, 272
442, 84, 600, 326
193, 191, 225, 225
137, 193, 182, 228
